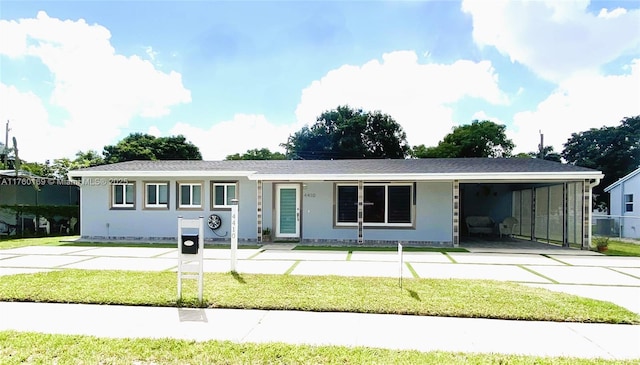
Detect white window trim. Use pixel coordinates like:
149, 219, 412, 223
335, 183, 413, 227
213, 182, 238, 208
145, 182, 169, 209
111, 182, 135, 209
625, 194, 634, 212
178, 182, 203, 209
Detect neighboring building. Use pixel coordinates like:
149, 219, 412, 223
603, 167, 640, 239
68, 158, 603, 248
0, 170, 80, 236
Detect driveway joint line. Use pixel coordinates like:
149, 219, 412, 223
443, 252, 457, 263
518, 265, 558, 284
405, 262, 419, 278
284, 261, 300, 275
606, 267, 640, 280
541, 254, 572, 266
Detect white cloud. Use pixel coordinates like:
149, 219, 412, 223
169, 114, 292, 160
510, 59, 640, 155
147, 126, 162, 137
295, 50, 508, 147
0, 11, 190, 162
462, 0, 640, 82
0, 83, 121, 162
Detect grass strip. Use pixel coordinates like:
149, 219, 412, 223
405, 262, 419, 278
0, 270, 637, 324
293, 245, 468, 252
599, 240, 640, 257
1, 331, 633, 365
518, 265, 559, 284
0, 237, 262, 250
284, 261, 300, 275
541, 254, 572, 266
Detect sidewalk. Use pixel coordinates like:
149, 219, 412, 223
1, 244, 639, 359
1, 301, 639, 360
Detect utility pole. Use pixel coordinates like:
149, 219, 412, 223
3, 120, 10, 166
538, 130, 544, 159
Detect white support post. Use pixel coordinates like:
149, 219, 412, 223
398, 242, 404, 289
357, 180, 364, 245
230, 200, 239, 272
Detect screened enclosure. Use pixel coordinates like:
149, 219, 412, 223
0, 176, 80, 237
511, 182, 585, 245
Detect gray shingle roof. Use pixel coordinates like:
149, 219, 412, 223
70, 158, 600, 175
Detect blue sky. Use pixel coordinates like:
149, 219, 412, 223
1, 1, 639, 162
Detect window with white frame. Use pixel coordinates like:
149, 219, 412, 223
111, 183, 135, 209
336, 183, 412, 226
178, 182, 202, 208
213, 182, 237, 208
625, 194, 634, 212
145, 182, 169, 209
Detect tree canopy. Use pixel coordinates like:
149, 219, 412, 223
50, 150, 105, 179
103, 133, 202, 163
562, 115, 640, 207
226, 148, 286, 160
281, 106, 410, 159
527, 146, 562, 162
413, 120, 514, 158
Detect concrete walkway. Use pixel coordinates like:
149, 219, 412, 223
1, 301, 639, 360
1, 244, 639, 359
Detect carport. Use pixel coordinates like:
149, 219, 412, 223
459, 180, 596, 249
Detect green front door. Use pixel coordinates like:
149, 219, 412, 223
276, 184, 300, 238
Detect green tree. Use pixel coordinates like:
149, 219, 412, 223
528, 146, 562, 162
226, 148, 286, 160
282, 105, 410, 159
562, 115, 640, 207
413, 120, 514, 158
52, 150, 105, 179
103, 133, 202, 163
21, 161, 54, 178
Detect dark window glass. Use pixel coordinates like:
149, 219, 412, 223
337, 186, 358, 223
181, 185, 191, 205
215, 185, 225, 206
147, 185, 157, 205
114, 185, 123, 204
364, 186, 385, 223
388, 186, 411, 223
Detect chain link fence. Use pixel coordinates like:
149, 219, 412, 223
591, 214, 640, 240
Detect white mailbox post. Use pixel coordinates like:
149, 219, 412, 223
177, 216, 204, 304
230, 199, 239, 272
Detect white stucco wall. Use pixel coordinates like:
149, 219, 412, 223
80, 176, 258, 241
608, 171, 640, 239
79, 177, 454, 245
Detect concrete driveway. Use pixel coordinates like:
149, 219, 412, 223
1, 244, 639, 313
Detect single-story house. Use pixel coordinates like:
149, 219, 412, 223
603, 167, 640, 239
68, 158, 603, 248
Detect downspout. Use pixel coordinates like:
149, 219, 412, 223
619, 179, 624, 239
587, 178, 601, 250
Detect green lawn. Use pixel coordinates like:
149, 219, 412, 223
0, 236, 78, 249
0, 331, 633, 365
0, 236, 261, 250
600, 239, 640, 257
294, 245, 468, 252
1, 270, 637, 324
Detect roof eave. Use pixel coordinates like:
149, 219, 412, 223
68, 170, 603, 182
250, 172, 603, 181
603, 167, 640, 192
68, 170, 256, 178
